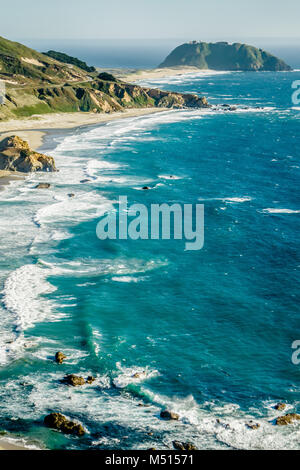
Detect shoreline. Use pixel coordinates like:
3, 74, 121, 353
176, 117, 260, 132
0, 438, 33, 451
0, 107, 168, 150
0, 107, 169, 188
111, 66, 214, 83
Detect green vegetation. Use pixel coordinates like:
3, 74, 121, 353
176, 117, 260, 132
44, 50, 96, 73
0, 35, 209, 121
159, 41, 292, 71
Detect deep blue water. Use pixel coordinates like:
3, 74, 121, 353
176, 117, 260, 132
0, 70, 299, 450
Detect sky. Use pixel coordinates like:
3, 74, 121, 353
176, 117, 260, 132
1, 0, 300, 41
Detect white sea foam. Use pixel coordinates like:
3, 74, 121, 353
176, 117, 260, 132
111, 276, 142, 283
0, 264, 66, 365
113, 363, 159, 388
158, 174, 183, 180
2, 264, 60, 331
37, 256, 168, 279
262, 208, 300, 214
198, 196, 252, 204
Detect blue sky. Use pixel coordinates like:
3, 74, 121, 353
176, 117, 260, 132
1, 0, 299, 41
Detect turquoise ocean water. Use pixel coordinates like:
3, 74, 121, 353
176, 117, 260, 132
0, 70, 299, 449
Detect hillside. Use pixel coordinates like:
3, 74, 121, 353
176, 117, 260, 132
0, 36, 208, 120
43, 50, 96, 73
0, 36, 91, 86
159, 41, 292, 71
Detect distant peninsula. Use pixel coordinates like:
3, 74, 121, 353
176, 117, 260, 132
159, 41, 292, 71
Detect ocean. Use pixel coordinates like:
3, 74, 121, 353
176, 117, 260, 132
0, 69, 299, 450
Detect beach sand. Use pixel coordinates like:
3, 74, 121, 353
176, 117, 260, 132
0, 439, 29, 450
115, 66, 213, 83
0, 107, 169, 187
0, 107, 168, 150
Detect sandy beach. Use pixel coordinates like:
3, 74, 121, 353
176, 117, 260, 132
0, 438, 30, 450
0, 107, 169, 188
115, 66, 213, 83
0, 107, 168, 151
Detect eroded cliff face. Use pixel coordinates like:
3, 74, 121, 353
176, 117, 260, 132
0, 136, 57, 172
1, 75, 209, 120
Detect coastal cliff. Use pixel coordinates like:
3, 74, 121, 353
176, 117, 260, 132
159, 41, 292, 71
0, 36, 209, 121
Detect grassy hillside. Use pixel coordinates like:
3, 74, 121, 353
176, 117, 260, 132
0, 36, 95, 87
159, 41, 292, 71
0, 36, 208, 120
43, 50, 96, 73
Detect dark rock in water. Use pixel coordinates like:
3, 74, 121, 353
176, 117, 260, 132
160, 410, 179, 420
275, 403, 286, 411
246, 421, 260, 430
173, 441, 198, 450
80, 179, 91, 183
86, 376, 96, 384
276, 413, 300, 425
63, 374, 86, 386
142, 186, 150, 190
55, 351, 66, 364
216, 418, 230, 429
0, 136, 57, 173
35, 183, 51, 189
44, 412, 85, 436
68, 193, 75, 198
132, 373, 141, 378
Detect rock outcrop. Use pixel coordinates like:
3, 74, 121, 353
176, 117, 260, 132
246, 422, 260, 430
44, 413, 85, 436
160, 410, 179, 420
35, 183, 51, 189
173, 441, 198, 450
0, 136, 57, 173
55, 351, 66, 364
159, 41, 292, 71
275, 403, 286, 411
86, 376, 96, 384
275, 413, 300, 426
62, 374, 86, 386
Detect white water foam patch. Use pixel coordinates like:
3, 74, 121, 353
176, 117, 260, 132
37, 256, 168, 279
158, 174, 184, 180
85, 158, 121, 179
135, 70, 234, 88
33, 192, 113, 226
0, 265, 65, 365
198, 196, 252, 204
111, 276, 143, 283
261, 208, 300, 214
113, 363, 160, 388
2, 264, 61, 331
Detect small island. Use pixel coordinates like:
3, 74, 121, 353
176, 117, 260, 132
159, 41, 292, 71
